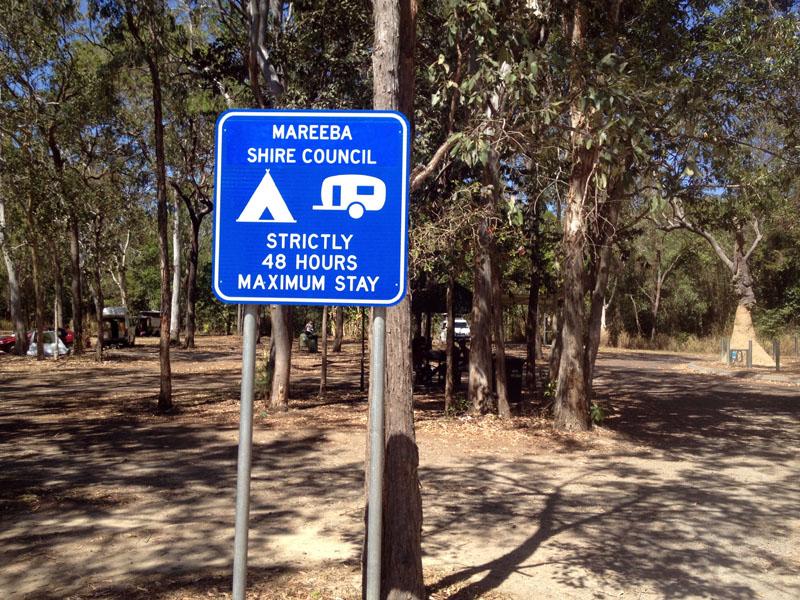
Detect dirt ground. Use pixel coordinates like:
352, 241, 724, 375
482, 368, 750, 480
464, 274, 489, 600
1, 337, 799, 599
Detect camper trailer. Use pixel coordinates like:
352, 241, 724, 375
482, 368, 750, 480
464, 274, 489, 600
313, 174, 386, 219
136, 310, 161, 336
102, 306, 136, 347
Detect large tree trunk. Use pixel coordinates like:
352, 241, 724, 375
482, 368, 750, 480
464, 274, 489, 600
554, 0, 593, 431
333, 306, 344, 352
732, 227, 756, 307
444, 268, 456, 412
184, 216, 200, 348
469, 221, 494, 413
728, 227, 773, 366
554, 170, 592, 431
0, 196, 26, 354
319, 306, 328, 395
268, 305, 292, 410
132, 14, 173, 411
365, 1, 424, 598
48, 131, 83, 354
170, 196, 181, 344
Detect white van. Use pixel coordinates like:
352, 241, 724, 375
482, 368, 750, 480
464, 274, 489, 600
440, 318, 471, 342
313, 174, 386, 219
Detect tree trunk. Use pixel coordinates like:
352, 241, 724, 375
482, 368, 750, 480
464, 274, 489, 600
630, 294, 643, 337
68, 213, 84, 354
525, 246, 541, 405
319, 306, 328, 396
491, 249, 510, 418
126, 5, 173, 410
469, 221, 494, 413
110, 231, 130, 309
0, 195, 26, 354
48, 131, 83, 354
51, 241, 63, 362
584, 178, 623, 394
93, 260, 104, 363
365, 2, 424, 598
52, 248, 64, 330
553, 0, 593, 432
549, 309, 563, 383
184, 216, 200, 348
333, 306, 344, 352
444, 268, 456, 412
30, 241, 45, 361
584, 243, 613, 393
269, 305, 292, 410
139, 31, 172, 412
650, 275, 661, 341
170, 196, 181, 344
732, 227, 756, 307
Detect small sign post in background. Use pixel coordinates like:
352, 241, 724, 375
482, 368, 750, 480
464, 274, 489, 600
213, 110, 409, 600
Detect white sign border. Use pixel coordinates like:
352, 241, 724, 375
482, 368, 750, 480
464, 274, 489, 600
213, 110, 409, 306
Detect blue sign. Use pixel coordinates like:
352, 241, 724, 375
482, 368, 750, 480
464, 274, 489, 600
213, 110, 410, 306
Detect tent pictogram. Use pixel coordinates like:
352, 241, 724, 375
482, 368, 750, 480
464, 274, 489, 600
237, 169, 296, 223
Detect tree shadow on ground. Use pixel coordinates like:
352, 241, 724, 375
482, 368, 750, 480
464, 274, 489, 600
1, 349, 798, 599
0, 383, 363, 598
419, 355, 800, 598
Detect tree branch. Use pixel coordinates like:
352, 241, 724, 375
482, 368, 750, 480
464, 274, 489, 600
743, 218, 763, 262
659, 198, 734, 272
409, 134, 459, 193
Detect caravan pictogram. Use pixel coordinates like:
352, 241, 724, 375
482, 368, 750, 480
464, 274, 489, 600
313, 174, 386, 219
237, 169, 296, 223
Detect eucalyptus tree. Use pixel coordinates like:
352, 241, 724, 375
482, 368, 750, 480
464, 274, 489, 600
654, 2, 799, 355
0, 0, 94, 353
90, 0, 179, 409
368, 1, 426, 596
419, 0, 553, 415
168, 101, 216, 348
0, 189, 25, 354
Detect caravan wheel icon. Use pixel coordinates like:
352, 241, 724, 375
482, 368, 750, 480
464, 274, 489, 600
313, 174, 386, 219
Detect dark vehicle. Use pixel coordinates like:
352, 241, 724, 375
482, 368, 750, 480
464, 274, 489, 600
136, 310, 161, 336
102, 307, 136, 347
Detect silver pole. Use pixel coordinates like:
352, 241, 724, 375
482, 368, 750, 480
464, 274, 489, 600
366, 306, 386, 600
232, 304, 259, 600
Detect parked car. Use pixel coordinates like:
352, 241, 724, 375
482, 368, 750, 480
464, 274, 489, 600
0, 328, 75, 353
0, 333, 16, 353
439, 318, 471, 342
58, 328, 75, 346
27, 331, 70, 357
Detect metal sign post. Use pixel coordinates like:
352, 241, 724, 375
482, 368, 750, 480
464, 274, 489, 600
213, 109, 409, 599
366, 306, 385, 599
232, 304, 258, 600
